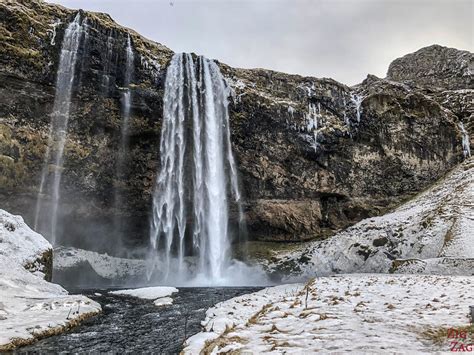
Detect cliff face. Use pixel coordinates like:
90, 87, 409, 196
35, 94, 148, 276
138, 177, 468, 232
0, 0, 471, 254
387, 44, 473, 91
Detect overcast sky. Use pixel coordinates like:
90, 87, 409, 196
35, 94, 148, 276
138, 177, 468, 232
46, 0, 472, 85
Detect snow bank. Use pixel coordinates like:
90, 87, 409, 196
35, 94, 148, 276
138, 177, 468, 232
54, 246, 147, 280
266, 158, 474, 280
183, 274, 474, 354
0, 209, 51, 273
110, 286, 178, 306
0, 210, 101, 350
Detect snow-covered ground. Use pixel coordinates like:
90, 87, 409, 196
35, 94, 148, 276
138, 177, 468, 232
183, 274, 474, 354
0, 209, 101, 350
110, 286, 178, 306
264, 158, 474, 281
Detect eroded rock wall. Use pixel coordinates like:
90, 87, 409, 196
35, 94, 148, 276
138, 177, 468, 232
0, 0, 471, 253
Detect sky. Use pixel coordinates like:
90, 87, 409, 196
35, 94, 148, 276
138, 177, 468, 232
46, 0, 472, 85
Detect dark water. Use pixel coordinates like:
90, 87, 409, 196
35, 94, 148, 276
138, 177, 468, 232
16, 287, 261, 354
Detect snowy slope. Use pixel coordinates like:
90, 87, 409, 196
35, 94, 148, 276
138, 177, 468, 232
0, 209, 51, 274
0, 210, 101, 350
264, 159, 474, 281
183, 274, 474, 354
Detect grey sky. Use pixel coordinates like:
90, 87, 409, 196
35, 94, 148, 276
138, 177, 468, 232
46, 0, 472, 85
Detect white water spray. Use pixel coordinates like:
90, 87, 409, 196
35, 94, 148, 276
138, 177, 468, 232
149, 53, 246, 284
34, 13, 85, 244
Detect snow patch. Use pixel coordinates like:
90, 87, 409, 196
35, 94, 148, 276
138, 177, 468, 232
110, 286, 178, 300
49, 19, 61, 46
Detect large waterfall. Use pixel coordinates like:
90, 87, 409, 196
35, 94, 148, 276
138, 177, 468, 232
149, 53, 245, 284
34, 13, 85, 245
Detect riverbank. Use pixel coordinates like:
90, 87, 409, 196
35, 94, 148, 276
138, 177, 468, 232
0, 209, 101, 351
17, 287, 262, 353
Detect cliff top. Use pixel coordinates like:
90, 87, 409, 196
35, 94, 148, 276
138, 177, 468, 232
387, 44, 473, 90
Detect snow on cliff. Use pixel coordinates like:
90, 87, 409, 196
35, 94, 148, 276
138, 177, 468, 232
0, 209, 51, 274
0, 209, 101, 350
183, 274, 474, 354
265, 158, 474, 281
54, 246, 147, 280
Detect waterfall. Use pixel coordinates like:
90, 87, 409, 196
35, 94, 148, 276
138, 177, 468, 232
149, 53, 245, 283
34, 13, 85, 245
113, 34, 134, 246
459, 122, 471, 158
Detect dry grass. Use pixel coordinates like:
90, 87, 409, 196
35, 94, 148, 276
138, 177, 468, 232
420, 325, 473, 345
200, 324, 249, 355
246, 303, 272, 326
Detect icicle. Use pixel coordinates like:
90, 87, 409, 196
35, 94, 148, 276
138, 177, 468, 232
351, 93, 363, 123
459, 122, 471, 157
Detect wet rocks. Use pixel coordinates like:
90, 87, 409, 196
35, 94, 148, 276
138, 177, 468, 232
0, 0, 472, 250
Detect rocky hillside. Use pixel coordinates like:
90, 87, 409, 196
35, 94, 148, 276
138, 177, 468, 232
261, 158, 474, 281
0, 0, 472, 254
387, 44, 473, 90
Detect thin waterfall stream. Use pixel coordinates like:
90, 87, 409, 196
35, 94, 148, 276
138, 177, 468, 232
113, 34, 135, 246
33, 13, 86, 245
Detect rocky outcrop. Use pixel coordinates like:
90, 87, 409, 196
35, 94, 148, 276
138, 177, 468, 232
387, 44, 473, 90
0, 0, 471, 254
0, 208, 52, 280
53, 246, 148, 287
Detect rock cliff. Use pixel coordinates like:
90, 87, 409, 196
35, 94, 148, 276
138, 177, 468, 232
0, 0, 471, 255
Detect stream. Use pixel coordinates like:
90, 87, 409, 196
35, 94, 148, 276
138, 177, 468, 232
16, 287, 261, 354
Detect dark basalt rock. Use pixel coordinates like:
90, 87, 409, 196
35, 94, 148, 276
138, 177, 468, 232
0, 0, 472, 255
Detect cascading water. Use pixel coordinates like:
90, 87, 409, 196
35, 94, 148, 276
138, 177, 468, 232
34, 13, 85, 245
113, 34, 134, 245
148, 53, 246, 284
